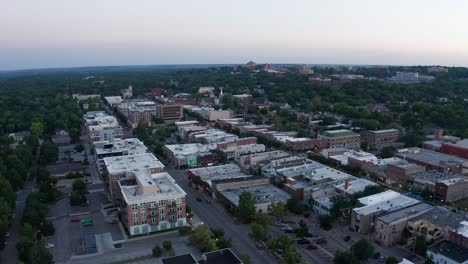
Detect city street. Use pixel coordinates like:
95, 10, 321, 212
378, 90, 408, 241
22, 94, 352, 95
167, 168, 276, 264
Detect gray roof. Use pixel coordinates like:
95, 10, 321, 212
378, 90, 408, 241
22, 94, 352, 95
409, 206, 468, 229
428, 240, 468, 263
377, 203, 433, 224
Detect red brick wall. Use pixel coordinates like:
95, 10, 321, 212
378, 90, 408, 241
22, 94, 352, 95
441, 144, 468, 159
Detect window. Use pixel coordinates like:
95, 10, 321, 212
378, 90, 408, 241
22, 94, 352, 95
131, 204, 138, 211
150, 202, 156, 208
151, 218, 157, 224
160, 215, 166, 221
142, 218, 147, 225
151, 211, 157, 216
170, 208, 175, 213
133, 219, 139, 226
177, 213, 183, 219
177, 206, 182, 212
140, 203, 146, 210
160, 209, 166, 215
159, 200, 166, 206
176, 197, 182, 204
133, 212, 139, 220
170, 215, 175, 221
141, 212, 146, 219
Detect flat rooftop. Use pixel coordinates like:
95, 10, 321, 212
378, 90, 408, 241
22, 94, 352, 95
409, 206, 468, 229
428, 240, 468, 263
445, 138, 468, 149
330, 150, 377, 165
119, 172, 186, 204
189, 164, 252, 185
164, 143, 216, 157
220, 183, 290, 207
320, 129, 359, 138
396, 147, 466, 168
103, 153, 164, 175
377, 203, 433, 224
95, 138, 147, 155
354, 190, 420, 216
409, 170, 465, 185
199, 248, 243, 264
370, 129, 399, 134
335, 178, 377, 194
162, 254, 197, 264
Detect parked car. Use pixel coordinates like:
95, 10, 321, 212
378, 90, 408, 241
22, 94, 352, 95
374, 252, 381, 259
297, 239, 311, 245
315, 238, 327, 244
307, 244, 318, 250
274, 221, 284, 226
378, 256, 385, 262
45, 243, 55, 249
196, 197, 203, 202
344, 236, 351, 242
255, 241, 265, 250
280, 225, 291, 231
205, 199, 212, 204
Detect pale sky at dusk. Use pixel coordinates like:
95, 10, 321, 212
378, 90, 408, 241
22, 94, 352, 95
1, 0, 468, 70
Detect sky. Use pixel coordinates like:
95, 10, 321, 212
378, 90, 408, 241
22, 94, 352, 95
1, 0, 468, 70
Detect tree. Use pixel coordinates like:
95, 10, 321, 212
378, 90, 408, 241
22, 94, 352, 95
351, 239, 374, 261
239, 253, 251, 264
189, 224, 218, 252
237, 191, 256, 223
333, 251, 359, 264
162, 240, 172, 251
152, 244, 162, 257
318, 215, 334, 230
381, 146, 397, 158
295, 220, 309, 238
254, 212, 270, 226
283, 248, 302, 264
250, 224, 268, 242
32, 241, 54, 264
269, 201, 287, 221
386, 256, 399, 264
30, 122, 44, 136
414, 235, 427, 256
286, 196, 304, 214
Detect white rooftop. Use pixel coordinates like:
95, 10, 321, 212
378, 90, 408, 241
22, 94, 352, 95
189, 164, 251, 186
103, 153, 164, 175
335, 178, 377, 194
330, 150, 377, 165
119, 172, 186, 204
354, 190, 419, 216
165, 143, 216, 158
95, 138, 147, 155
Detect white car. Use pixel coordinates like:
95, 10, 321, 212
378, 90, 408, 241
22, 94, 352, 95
45, 243, 55, 249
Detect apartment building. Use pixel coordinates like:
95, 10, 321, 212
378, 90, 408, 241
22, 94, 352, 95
118, 172, 187, 236
83, 111, 123, 144
94, 138, 147, 174
156, 104, 183, 122
285, 138, 328, 151
103, 153, 165, 202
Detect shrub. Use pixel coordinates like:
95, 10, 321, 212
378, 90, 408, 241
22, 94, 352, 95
152, 244, 162, 257
162, 240, 172, 251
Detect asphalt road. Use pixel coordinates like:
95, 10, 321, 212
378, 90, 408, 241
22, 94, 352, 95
166, 168, 276, 264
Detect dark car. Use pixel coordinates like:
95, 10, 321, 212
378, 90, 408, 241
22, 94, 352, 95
344, 236, 351, 242
307, 244, 318, 250
206, 199, 212, 204
196, 197, 203, 202
70, 218, 80, 222
374, 252, 381, 259
297, 239, 311, 245
315, 238, 327, 244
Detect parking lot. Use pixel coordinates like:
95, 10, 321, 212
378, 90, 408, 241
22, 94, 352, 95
48, 188, 125, 263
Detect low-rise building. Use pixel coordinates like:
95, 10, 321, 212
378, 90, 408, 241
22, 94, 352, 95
427, 240, 468, 264
103, 153, 165, 202
174, 121, 200, 130
318, 129, 361, 149
94, 138, 148, 174
220, 144, 266, 160
351, 190, 420, 234
237, 150, 290, 172
217, 178, 290, 213
395, 147, 468, 174
442, 139, 468, 159
361, 129, 400, 144
386, 159, 426, 183
163, 143, 217, 168
104, 96, 123, 106
118, 172, 187, 236
285, 138, 328, 151
187, 164, 253, 195
189, 129, 238, 144
374, 203, 434, 246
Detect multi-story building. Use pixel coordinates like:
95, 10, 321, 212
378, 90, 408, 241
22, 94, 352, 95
285, 138, 328, 151
435, 176, 468, 203
156, 104, 183, 122
395, 147, 468, 174
104, 96, 123, 107
118, 172, 187, 235
163, 143, 217, 168
83, 111, 123, 144
103, 153, 165, 202
189, 129, 238, 144
128, 105, 155, 127
94, 138, 148, 174
386, 159, 426, 183
237, 150, 290, 172
361, 129, 400, 144
318, 129, 361, 149
351, 190, 420, 234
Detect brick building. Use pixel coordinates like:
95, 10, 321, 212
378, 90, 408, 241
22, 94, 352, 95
361, 129, 400, 144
